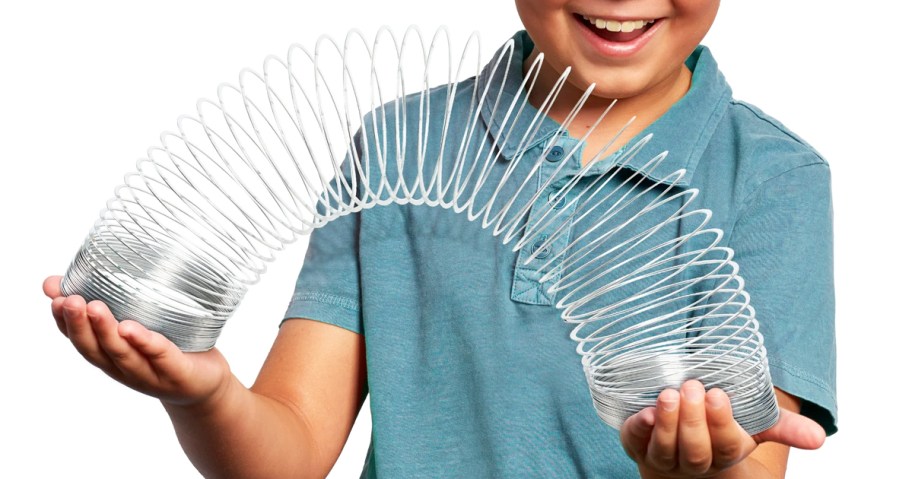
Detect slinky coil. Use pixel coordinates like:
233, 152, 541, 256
61, 27, 779, 435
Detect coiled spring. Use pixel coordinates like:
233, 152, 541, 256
61, 27, 778, 434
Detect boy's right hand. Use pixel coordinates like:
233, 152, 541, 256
43, 275, 233, 410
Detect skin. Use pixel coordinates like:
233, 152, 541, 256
44, 276, 367, 478
514, 0, 826, 477
515, 0, 719, 163
44, 2, 825, 477
621, 383, 824, 478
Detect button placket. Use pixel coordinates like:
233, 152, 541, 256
511, 138, 581, 306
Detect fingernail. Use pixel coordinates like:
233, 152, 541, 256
681, 382, 705, 404
643, 411, 656, 427
706, 390, 726, 409
658, 390, 679, 411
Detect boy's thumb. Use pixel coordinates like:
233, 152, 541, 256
753, 408, 825, 450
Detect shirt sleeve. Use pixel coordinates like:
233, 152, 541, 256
282, 210, 363, 335
728, 162, 837, 435
282, 132, 365, 335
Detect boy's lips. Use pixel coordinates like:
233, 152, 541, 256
572, 13, 664, 59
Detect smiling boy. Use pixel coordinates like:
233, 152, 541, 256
44, 1, 836, 478
514, 2, 835, 478
517, 1, 717, 169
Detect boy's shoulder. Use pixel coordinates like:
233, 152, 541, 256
688, 95, 833, 208
360, 77, 477, 131
721, 97, 829, 177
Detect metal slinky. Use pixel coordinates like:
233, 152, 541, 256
60, 27, 779, 435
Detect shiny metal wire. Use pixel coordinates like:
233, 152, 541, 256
61, 27, 778, 435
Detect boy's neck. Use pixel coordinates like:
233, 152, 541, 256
522, 46, 692, 167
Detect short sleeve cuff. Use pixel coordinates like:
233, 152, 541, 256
282, 291, 363, 335
769, 358, 838, 435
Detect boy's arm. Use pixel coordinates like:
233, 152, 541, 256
621, 381, 824, 479
44, 276, 367, 479
165, 319, 367, 479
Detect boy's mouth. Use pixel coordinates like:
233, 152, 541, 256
575, 14, 658, 43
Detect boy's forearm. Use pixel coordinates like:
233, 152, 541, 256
162, 374, 323, 479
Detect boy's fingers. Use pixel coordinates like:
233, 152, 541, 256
62, 295, 116, 372
87, 301, 153, 381
621, 407, 656, 460
48, 276, 70, 337
119, 320, 185, 378
646, 388, 680, 472
705, 388, 748, 468
43, 275, 63, 299
676, 380, 712, 475
51, 296, 68, 336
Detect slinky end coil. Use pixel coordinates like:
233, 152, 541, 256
584, 351, 780, 436
61, 26, 781, 434
61, 223, 243, 351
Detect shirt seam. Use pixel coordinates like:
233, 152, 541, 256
729, 162, 831, 237
729, 100, 828, 162
290, 291, 360, 313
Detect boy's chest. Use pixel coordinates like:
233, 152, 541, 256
359, 168, 704, 314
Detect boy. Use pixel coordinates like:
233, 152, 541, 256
43, 1, 836, 477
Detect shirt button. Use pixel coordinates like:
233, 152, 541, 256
547, 191, 566, 209
532, 235, 552, 259
546, 145, 565, 162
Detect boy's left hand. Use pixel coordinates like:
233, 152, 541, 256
620, 380, 825, 478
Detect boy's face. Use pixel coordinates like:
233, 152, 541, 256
515, 0, 720, 100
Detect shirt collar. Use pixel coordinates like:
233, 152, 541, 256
476, 30, 733, 186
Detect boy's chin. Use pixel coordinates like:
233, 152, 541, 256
566, 75, 654, 102
566, 63, 688, 103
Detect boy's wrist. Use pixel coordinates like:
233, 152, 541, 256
637, 457, 777, 479
161, 368, 243, 417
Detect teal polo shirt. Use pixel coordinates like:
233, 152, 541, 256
284, 30, 837, 478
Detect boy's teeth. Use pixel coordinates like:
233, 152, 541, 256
583, 16, 654, 33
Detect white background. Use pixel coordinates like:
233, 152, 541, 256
1, 1, 908, 477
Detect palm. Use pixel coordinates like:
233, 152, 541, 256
44, 275, 232, 407
620, 381, 825, 477
112, 328, 231, 406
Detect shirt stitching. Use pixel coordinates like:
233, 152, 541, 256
290, 291, 360, 313
730, 100, 827, 159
